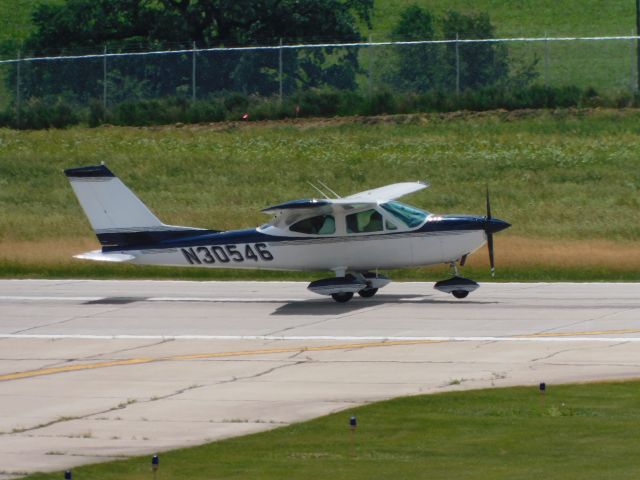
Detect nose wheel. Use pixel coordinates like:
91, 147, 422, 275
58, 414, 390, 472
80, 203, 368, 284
434, 262, 479, 299
451, 290, 469, 299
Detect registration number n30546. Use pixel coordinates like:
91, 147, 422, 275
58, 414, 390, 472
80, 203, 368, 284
181, 243, 273, 264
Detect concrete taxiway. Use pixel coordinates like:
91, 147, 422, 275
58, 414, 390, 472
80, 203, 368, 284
0, 280, 639, 478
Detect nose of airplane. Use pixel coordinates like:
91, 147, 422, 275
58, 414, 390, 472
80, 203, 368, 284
484, 217, 511, 234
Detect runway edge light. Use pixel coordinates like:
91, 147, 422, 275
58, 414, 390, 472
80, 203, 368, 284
64, 470, 71, 480
539, 382, 546, 393
151, 454, 159, 480
349, 415, 357, 430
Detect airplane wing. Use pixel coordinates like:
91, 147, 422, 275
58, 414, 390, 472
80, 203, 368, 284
262, 181, 428, 214
337, 181, 429, 204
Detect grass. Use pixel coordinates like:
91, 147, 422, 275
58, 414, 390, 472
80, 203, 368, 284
0, 109, 639, 281
20, 380, 640, 480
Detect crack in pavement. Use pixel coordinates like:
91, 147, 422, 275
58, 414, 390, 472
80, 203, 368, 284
9, 307, 124, 335
530, 344, 609, 362
2, 359, 306, 436
526, 306, 640, 337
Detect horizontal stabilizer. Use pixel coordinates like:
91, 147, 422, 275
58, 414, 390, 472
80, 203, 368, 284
74, 250, 135, 263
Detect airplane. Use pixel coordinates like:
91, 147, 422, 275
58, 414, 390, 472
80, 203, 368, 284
64, 164, 510, 302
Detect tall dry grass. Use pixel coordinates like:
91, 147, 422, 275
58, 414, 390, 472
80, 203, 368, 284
1, 235, 638, 272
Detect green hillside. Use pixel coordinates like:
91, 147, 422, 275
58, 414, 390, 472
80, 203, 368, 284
369, 0, 634, 38
0, 0, 62, 47
3, 0, 634, 46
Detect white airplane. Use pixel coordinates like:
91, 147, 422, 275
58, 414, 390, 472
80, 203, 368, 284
65, 165, 510, 302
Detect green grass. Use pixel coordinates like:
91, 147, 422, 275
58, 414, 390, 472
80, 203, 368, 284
21, 380, 640, 480
0, 109, 638, 281
1, 109, 638, 240
370, 0, 634, 38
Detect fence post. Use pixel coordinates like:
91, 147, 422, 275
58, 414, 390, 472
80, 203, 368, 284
279, 38, 283, 103
455, 33, 460, 95
103, 45, 107, 110
630, 30, 635, 93
367, 35, 373, 98
544, 32, 549, 88
16, 49, 21, 128
636, 0, 640, 91
192, 41, 197, 102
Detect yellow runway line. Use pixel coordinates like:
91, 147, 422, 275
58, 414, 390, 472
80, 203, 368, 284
0, 339, 444, 383
517, 328, 640, 338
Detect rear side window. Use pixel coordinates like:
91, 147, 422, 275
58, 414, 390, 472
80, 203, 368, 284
346, 209, 383, 233
290, 215, 335, 235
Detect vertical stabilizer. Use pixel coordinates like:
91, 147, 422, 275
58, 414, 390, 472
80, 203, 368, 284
65, 164, 202, 249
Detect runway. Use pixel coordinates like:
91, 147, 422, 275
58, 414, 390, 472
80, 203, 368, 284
1, 280, 639, 478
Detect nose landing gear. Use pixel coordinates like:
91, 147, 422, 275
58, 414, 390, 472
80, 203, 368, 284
434, 261, 479, 299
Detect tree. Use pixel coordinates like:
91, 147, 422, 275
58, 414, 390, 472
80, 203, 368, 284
7, 0, 373, 101
441, 10, 508, 90
387, 5, 512, 93
389, 5, 439, 92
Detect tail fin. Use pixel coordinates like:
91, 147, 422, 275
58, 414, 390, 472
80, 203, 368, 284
65, 165, 202, 250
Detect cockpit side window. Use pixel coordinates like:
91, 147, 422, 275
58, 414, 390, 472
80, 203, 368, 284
290, 214, 335, 235
346, 209, 383, 233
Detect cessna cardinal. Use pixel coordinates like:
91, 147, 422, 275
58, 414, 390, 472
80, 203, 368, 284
64, 165, 510, 302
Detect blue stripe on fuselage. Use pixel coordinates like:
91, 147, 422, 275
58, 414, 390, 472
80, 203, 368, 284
101, 215, 488, 252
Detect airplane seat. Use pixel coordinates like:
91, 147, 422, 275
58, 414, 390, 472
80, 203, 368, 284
318, 216, 335, 234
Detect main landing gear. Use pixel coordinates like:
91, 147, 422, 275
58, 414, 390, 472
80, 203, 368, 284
331, 292, 354, 303
309, 272, 390, 303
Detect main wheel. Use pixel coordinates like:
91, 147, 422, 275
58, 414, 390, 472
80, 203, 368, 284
358, 288, 378, 298
331, 292, 354, 303
452, 290, 469, 299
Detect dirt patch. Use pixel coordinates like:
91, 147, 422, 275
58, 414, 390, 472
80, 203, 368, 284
129, 107, 640, 133
467, 235, 640, 270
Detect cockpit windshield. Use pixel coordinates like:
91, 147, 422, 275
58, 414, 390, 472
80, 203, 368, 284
380, 201, 428, 228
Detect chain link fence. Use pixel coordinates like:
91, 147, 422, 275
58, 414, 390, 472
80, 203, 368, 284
0, 35, 638, 126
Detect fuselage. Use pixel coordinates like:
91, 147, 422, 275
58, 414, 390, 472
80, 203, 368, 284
115, 214, 505, 273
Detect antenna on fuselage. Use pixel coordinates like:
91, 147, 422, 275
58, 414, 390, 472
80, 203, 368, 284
317, 180, 341, 198
307, 181, 330, 199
